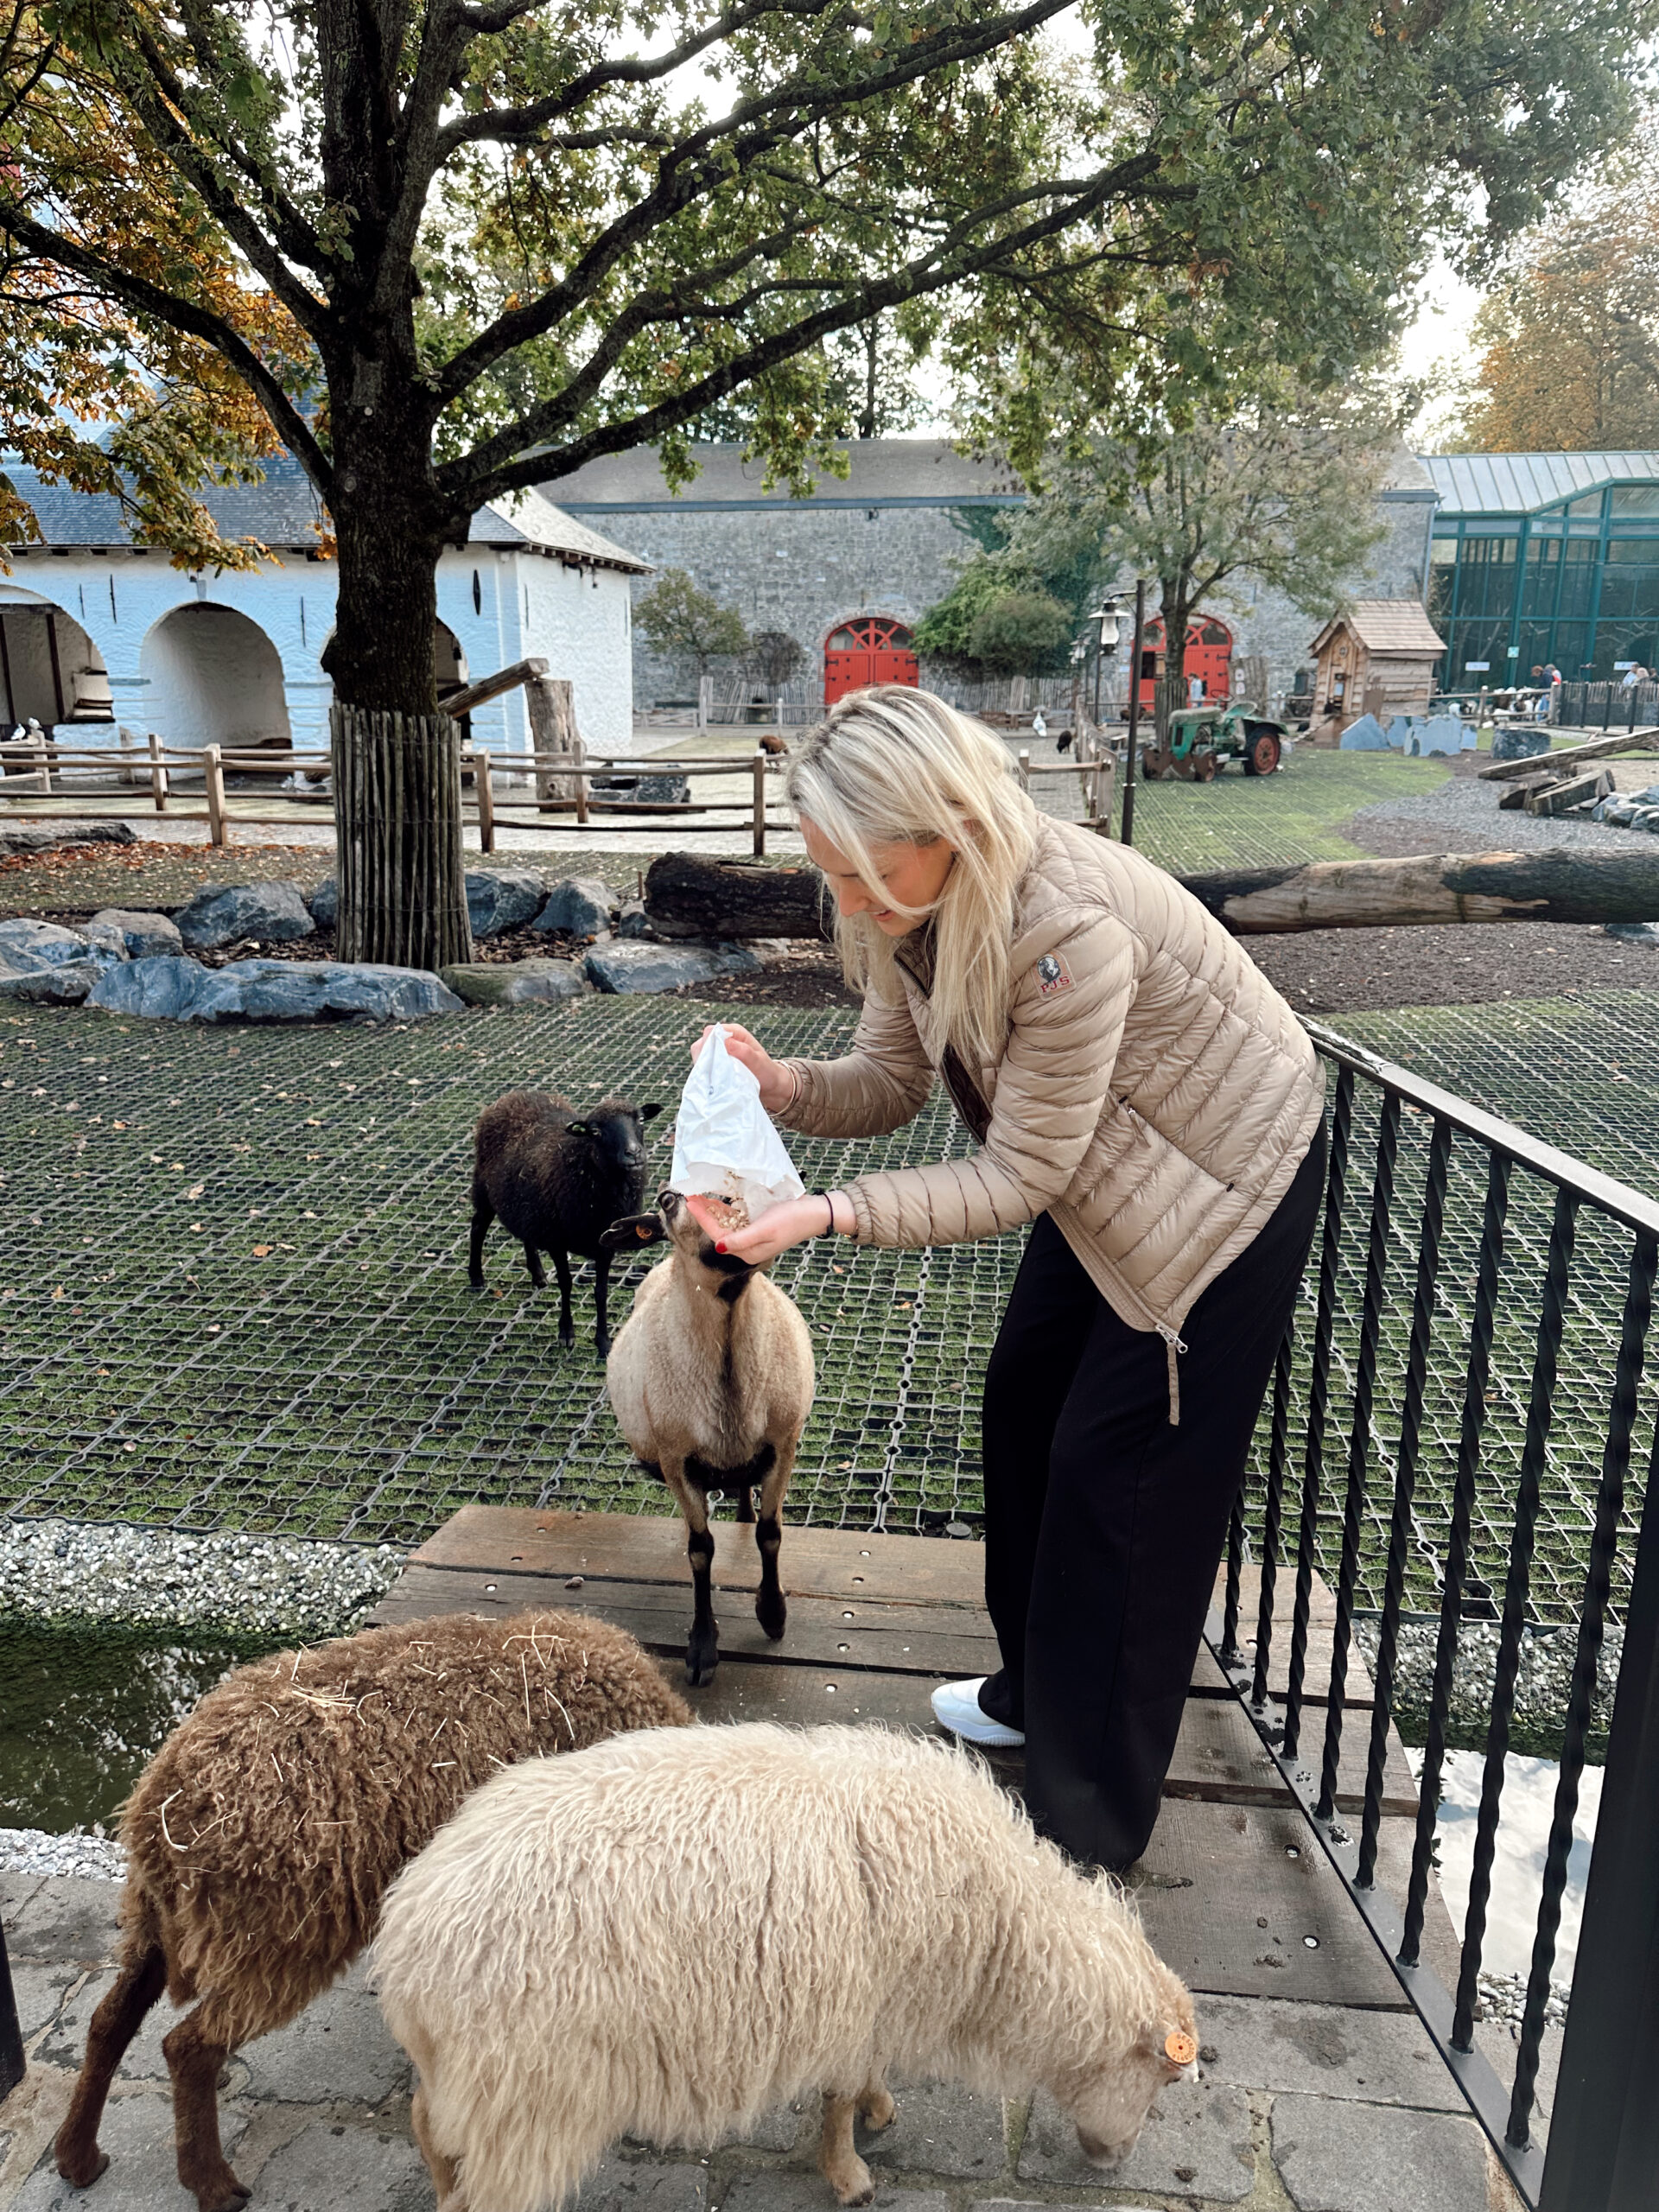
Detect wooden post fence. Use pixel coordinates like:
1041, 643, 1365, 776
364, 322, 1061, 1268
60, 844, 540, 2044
203, 746, 227, 848
147, 731, 168, 813
752, 749, 767, 856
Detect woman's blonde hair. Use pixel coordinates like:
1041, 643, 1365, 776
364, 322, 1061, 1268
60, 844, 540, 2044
785, 685, 1037, 1066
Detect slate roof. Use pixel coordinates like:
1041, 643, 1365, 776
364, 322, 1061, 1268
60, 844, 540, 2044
544, 437, 1027, 510
1309, 600, 1446, 656
1421, 451, 1659, 515
0, 451, 649, 571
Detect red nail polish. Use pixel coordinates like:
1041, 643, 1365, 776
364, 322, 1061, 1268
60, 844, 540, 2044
715, 1242, 728, 1254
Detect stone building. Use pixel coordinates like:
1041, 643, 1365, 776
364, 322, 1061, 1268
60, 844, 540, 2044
546, 438, 1440, 709
0, 454, 649, 760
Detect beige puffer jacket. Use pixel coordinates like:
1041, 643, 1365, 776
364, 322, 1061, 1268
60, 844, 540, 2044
777, 816, 1325, 1417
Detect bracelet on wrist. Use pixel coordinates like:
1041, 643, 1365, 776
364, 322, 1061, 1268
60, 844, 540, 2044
811, 1187, 839, 1236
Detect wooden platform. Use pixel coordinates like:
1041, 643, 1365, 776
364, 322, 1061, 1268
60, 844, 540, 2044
372, 1505, 1452, 2006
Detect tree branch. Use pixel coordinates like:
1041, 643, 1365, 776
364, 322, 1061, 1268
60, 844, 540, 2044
0, 198, 331, 497
443, 151, 1165, 507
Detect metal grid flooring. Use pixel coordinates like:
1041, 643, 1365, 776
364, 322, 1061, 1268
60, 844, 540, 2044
3, 989, 1656, 1619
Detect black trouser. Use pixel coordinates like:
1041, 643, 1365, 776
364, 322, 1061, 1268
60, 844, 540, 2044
977, 1125, 1326, 1872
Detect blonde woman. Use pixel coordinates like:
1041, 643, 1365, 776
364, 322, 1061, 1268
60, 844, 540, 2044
703, 685, 1326, 1873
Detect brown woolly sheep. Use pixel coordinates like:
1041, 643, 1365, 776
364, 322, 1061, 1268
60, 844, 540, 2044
603, 1186, 815, 1684
54, 1609, 690, 2212
469, 1090, 663, 1357
374, 1722, 1198, 2212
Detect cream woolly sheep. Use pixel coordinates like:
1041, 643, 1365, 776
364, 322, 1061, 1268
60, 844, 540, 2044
373, 1722, 1198, 2212
53, 1610, 690, 2212
604, 1186, 815, 1682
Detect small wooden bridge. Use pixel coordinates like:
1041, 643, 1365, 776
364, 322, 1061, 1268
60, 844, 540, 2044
372, 1504, 1453, 2010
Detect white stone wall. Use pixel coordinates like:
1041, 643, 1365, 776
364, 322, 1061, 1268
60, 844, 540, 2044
0, 542, 633, 759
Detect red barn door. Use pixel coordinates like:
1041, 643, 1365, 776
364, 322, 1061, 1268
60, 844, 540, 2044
824, 616, 919, 705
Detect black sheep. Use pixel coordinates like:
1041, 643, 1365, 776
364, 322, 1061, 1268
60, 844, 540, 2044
468, 1091, 662, 1355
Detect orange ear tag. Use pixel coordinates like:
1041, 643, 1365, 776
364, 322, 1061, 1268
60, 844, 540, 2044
1165, 2031, 1198, 2069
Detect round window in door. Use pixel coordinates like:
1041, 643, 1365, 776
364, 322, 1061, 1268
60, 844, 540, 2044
823, 615, 919, 705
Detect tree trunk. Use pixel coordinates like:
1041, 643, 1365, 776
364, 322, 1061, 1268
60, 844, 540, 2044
322, 435, 474, 969
645, 853, 831, 938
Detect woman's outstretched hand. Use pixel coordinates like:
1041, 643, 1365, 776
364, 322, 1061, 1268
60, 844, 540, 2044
690, 1021, 794, 1114
715, 1191, 855, 1266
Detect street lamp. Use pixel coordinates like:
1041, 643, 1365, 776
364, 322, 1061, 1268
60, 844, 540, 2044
1089, 603, 1122, 721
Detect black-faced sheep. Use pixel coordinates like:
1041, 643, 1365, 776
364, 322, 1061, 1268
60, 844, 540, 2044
53, 1610, 690, 2212
602, 1186, 814, 1683
373, 1721, 1198, 2212
468, 1090, 662, 1356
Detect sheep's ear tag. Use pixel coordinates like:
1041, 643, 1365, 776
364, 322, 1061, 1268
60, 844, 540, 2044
1164, 2031, 1197, 2069
567, 1120, 590, 1137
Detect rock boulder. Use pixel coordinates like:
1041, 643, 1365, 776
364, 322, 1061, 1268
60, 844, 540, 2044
439, 958, 593, 1007
582, 940, 760, 995
88, 909, 185, 959
532, 875, 616, 938
466, 869, 547, 936
171, 880, 315, 948
86, 956, 462, 1022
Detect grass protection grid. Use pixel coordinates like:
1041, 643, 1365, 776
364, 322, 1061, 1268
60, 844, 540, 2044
0, 999, 1016, 1547
3, 988, 1656, 1611
1243, 992, 1659, 1627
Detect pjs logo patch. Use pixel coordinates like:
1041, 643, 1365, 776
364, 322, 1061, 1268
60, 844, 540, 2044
1035, 953, 1071, 997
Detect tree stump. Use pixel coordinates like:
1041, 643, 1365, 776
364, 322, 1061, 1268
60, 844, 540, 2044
645, 852, 831, 938
332, 705, 474, 969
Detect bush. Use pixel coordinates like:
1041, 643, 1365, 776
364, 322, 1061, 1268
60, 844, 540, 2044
965, 589, 1072, 674
635, 569, 749, 675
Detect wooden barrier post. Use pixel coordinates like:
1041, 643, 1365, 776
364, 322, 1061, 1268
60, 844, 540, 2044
475, 750, 495, 851
1018, 747, 1031, 793
147, 731, 169, 813
752, 749, 767, 856
203, 745, 227, 847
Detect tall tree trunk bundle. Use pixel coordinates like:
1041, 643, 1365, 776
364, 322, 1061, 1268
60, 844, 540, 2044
333, 706, 474, 970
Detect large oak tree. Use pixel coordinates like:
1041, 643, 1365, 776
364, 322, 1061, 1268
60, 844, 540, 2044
0, 1, 1650, 960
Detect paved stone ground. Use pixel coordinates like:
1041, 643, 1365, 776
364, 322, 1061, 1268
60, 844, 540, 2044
3, 1872, 1526, 2212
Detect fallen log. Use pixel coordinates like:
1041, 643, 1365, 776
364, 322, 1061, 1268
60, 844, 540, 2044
645, 852, 831, 938
1478, 723, 1659, 782
1178, 849, 1659, 932
646, 847, 1659, 941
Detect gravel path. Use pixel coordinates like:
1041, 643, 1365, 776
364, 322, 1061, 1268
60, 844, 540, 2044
1349, 761, 1659, 858
0, 1518, 404, 1638
1247, 918, 1659, 1014
0, 1825, 125, 1878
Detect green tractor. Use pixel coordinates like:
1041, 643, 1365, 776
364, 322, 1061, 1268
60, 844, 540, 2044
1140, 701, 1289, 782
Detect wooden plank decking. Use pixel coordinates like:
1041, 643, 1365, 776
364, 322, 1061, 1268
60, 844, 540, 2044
372, 1504, 1454, 2007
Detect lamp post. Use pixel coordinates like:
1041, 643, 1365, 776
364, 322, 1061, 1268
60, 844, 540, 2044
1122, 580, 1147, 849
1090, 601, 1122, 726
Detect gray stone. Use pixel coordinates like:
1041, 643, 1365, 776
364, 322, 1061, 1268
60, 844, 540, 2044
466, 869, 547, 937
11, 2094, 247, 2211
1605, 921, 1659, 946
973, 2202, 1165, 2212
573, 2156, 707, 2211
3, 1876, 122, 1964
619, 900, 655, 938
1338, 714, 1390, 751
89, 909, 184, 959
0, 958, 108, 1004
0, 918, 98, 969
171, 880, 315, 949
75, 919, 130, 959
308, 876, 338, 927
716, 2181, 945, 2212
1192, 1996, 1465, 2110
582, 940, 760, 995
1491, 726, 1552, 763
238, 1979, 412, 2106
229, 960, 464, 1023
0, 1870, 44, 1923
7, 1960, 81, 2039
85, 956, 244, 1021
863, 2080, 1007, 2181
533, 875, 617, 938
439, 958, 592, 1007
1269, 2091, 1491, 2212
1019, 2083, 1254, 2202
86, 957, 463, 1023
244, 2120, 433, 2212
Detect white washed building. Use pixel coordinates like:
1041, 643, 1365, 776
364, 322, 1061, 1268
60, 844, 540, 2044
0, 454, 649, 760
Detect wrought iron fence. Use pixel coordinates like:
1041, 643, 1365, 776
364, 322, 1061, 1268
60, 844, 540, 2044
1210, 1020, 1658, 2210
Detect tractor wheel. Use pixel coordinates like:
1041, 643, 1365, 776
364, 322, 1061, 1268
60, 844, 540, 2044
1173, 753, 1197, 781
1192, 749, 1219, 784
1141, 747, 1175, 780
1243, 729, 1282, 776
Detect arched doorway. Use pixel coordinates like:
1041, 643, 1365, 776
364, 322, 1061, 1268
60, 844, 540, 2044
823, 615, 918, 705
0, 594, 113, 728
140, 604, 293, 753
1135, 614, 1233, 711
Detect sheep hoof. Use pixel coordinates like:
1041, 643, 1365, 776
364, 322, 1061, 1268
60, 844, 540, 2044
859, 2088, 896, 2132
830, 2160, 875, 2206
188, 2171, 251, 2212
467, 1279, 486, 1295
594, 1336, 611, 1361
685, 1639, 719, 1687
54, 2145, 110, 2188
557, 1327, 576, 1349
755, 1594, 786, 1642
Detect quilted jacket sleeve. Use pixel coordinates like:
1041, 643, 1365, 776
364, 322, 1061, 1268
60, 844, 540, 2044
844, 912, 1137, 1247
774, 986, 937, 1140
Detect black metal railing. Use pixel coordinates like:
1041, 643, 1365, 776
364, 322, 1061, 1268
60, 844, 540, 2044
1209, 1020, 1659, 2211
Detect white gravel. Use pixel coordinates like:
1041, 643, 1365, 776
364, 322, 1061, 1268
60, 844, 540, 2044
0, 1517, 405, 1639
0, 1826, 126, 1880
1352, 1615, 1619, 1738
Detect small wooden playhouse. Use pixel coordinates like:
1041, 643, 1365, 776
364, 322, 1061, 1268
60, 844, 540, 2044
1306, 600, 1446, 741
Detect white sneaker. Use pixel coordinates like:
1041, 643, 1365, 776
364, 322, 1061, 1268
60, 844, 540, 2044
930, 1677, 1026, 1748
